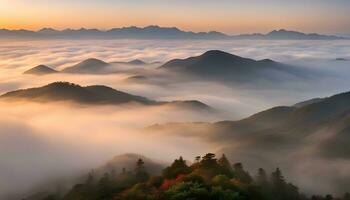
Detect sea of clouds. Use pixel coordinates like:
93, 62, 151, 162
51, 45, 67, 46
1, 39, 350, 198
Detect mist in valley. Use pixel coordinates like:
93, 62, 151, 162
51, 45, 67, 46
1, 39, 350, 198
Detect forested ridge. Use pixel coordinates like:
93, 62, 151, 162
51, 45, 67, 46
38, 153, 350, 200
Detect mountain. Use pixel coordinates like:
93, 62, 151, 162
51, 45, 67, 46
127, 59, 146, 65
160, 50, 305, 82
0, 26, 346, 40
150, 90, 350, 157
23, 65, 58, 75
147, 90, 350, 193
293, 98, 324, 108
0, 26, 230, 40
235, 29, 345, 40
43, 153, 316, 200
0, 82, 212, 111
62, 58, 110, 74
96, 154, 164, 177
336, 58, 348, 61
125, 75, 148, 82
111, 59, 148, 66
0, 82, 153, 105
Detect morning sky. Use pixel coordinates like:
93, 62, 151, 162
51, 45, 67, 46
0, 0, 349, 34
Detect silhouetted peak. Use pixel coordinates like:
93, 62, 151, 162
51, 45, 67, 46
45, 82, 82, 89
199, 50, 245, 61
128, 59, 146, 65
201, 50, 235, 58
80, 58, 108, 65
258, 59, 276, 64
33, 64, 51, 69
38, 28, 58, 33
23, 65, 58, 75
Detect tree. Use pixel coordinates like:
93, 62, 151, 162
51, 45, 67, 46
255, 168, 268, 186
97, 172, 115, 199
233, 163, 252, 184
200, 153, 217, 168
270, 168, 301, 200
218, 154, 233, 177
135, 159, 150, 182
271, 168, 285, 190
195, 156, 201, 163
163, 156, 192, 179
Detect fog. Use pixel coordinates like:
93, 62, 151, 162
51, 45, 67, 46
1, 39, 350, 198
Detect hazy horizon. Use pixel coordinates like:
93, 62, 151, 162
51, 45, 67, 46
1, 1, 350, 200
1, 0, 350, 34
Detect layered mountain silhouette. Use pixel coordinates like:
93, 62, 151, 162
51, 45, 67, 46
0, 82, 211, 111
145, 89, 350, 193
236, 29, 343, 40
24, 58, 152, 75
110, 59, 150, 66
160, 50, 306, 82
148, 90, 350, 159
62, 58, 111, 74
23, 65, 58, 75
0, 26, 346, 40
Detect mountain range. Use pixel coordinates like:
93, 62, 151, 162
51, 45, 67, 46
24, 50, 311, 84
160, 50, 311, 83
148, 89, 350, 159
146, 89, 350, 193
0, 26, 346, 40
0, 82, 212, 111
23, 58, 152, 75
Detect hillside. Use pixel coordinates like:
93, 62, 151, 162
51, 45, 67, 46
147, 90, 350, 194
62, 58, 111, 74
159, 50, 306, 82
23, 65, 58, 75
29, 153, 350, 200
0, 82, 212, 111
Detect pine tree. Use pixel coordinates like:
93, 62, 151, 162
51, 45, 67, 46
233, 162, 252, 184
163, 156, 191, 179
134, 159, 149, 182
256, 168, 268, 186
271, 168, 285, 189
201, 153, 217, 168
217, 154, 233, 177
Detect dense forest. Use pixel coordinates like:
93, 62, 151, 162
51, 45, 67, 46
40, 153, 349, 200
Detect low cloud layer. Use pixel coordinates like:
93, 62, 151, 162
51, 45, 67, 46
1, 39, 350, 198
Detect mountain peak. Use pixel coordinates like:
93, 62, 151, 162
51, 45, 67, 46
23, 65, 58, 75
81, 58, 108, 65
201, 50, 239, 58
128, 59, 146, 65
62, 58, 109, 73
0, 82, 211, 111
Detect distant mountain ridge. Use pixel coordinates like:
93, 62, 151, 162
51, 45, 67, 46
236, 29, 344, 40
0, 82, 212, 111
145, 89, 350, 194
23, 58, 153, 75
160, 50, 308, 82
149, 90, 350, 160
23, 65, 58, 75
62, 58, 110, 74
0, 26, 346, 40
